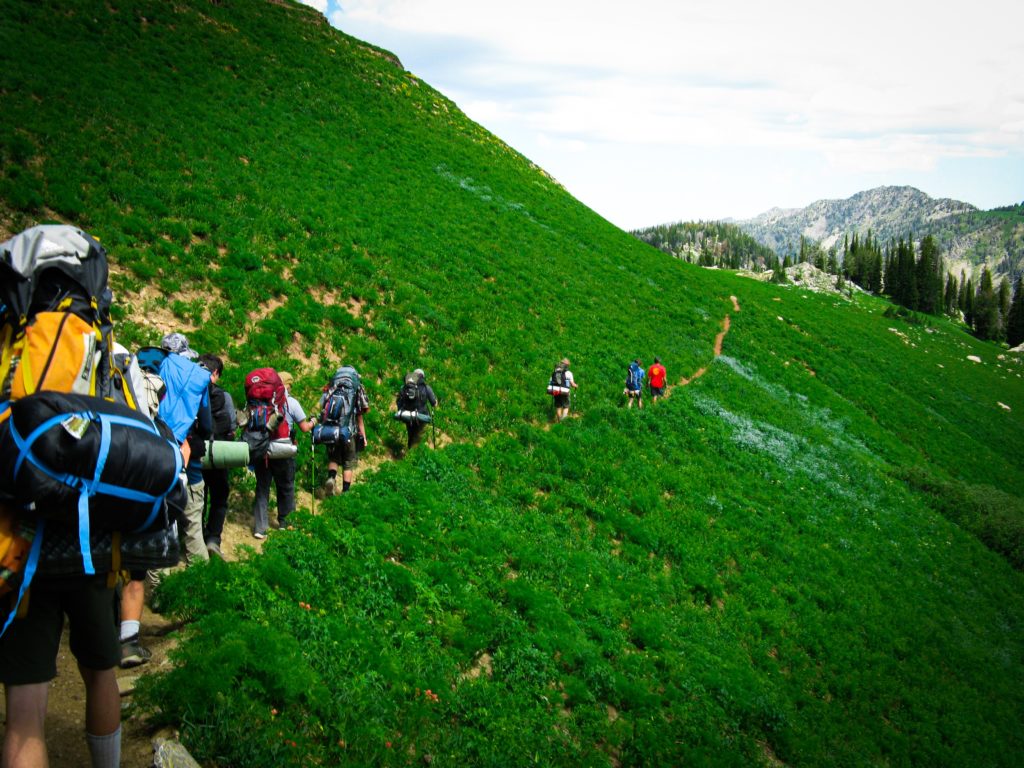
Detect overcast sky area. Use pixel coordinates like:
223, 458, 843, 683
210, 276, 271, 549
299, 0, 1024, 231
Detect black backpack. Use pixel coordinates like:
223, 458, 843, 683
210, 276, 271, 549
396, 372, 424, 413
551, 366, 567, 388
209, 385, 234, 441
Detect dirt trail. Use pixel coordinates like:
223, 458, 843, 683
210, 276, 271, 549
6, 294, 744, 764
669, 295, 739, 392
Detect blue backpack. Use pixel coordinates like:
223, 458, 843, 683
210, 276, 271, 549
626, 363, 643, 392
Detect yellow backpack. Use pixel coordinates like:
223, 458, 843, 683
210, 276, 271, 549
0, 225, 116, 628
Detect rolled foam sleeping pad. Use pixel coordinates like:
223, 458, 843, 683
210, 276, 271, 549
200, 440, 250, 469
394, 410, 431, 424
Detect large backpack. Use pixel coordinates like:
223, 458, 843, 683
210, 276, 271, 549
0, 225, 112, 402
0, 226, 183, 633
242, 367, 290, 460
547, 364, 570, 396
626, 363, 642, 392
394, 371, 432, 425
396, 372, 424, 412
313, 366, 364, 445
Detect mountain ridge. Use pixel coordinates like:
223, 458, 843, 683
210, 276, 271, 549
723, 185, 1023, 280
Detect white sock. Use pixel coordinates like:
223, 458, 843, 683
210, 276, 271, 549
86, 725, 121, 768
120, 620, 140, 642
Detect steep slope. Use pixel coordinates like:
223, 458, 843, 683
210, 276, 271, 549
2, 2, 1024, 766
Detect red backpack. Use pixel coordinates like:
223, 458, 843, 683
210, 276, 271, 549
242, 369, 289, 457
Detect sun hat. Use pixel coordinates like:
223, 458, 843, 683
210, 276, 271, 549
279, 371, 294, 387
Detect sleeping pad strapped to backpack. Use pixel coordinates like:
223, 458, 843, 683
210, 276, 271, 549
0, 225, 184, 635
547, 364, 570, 396
393, 371, 431, 424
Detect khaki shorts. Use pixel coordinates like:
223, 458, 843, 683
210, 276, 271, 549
327, 437, 360, 470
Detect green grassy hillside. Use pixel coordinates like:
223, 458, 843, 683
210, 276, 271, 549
3, 1, 1024, 766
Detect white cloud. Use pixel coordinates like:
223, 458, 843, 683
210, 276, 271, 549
321, 0, 1024, 226
297, 0, 328, 13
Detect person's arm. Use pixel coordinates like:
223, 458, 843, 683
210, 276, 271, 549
289, 397, 314, 433
425, 385, 438, 407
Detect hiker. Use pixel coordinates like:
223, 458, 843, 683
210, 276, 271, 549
395, 368, 437, 449
161, 332, 213, 563
198, 353, 237, 557
549, 358, 578, 422
624, 359, 644, 408
647, 357, 667, 402
250, 371, 314, 539
316, 365, 370, 495
0, 226, 177, 767
118, 334, 212, 669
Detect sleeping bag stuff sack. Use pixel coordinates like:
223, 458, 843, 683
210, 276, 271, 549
0, 391, 186, 574
393, 410, 431, 424
311, 423, 349, 446
546, 384, 570, 396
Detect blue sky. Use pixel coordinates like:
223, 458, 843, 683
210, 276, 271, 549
299, 0, 1024, 230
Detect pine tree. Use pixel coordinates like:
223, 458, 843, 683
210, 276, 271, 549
998, 278, 1011, 338
916, 235, 940, 314
944, 273, 957, 315
973, 268, 1000, 340
1007, 276, 1024, 347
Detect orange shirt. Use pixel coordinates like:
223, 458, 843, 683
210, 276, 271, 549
647, 363, 666, 388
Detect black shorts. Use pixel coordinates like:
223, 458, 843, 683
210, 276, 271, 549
650, 386, 665, 398
0, 576, 119, 685
553, 394, 570, 408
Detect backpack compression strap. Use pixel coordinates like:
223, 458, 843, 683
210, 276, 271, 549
0, 517, 44, 638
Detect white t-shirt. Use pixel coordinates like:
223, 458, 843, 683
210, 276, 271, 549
563, 370, 575, 387
284, 394, 307, 426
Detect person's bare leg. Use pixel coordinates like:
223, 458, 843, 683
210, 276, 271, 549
3, 683, 49, 768
79, 665, 121, 768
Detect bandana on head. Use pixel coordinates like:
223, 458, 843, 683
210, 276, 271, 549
161, 332, 198, 359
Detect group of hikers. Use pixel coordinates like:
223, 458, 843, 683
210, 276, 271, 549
0, 225, 445, 767
0, 224, 672, 767
547, 356, 668, 419
622, 356, 668, 408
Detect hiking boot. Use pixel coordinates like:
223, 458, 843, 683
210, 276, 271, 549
324, 477, 336, 497
120, 635, 152, 669
207, 540, 223, 558
253, 531, 266, 540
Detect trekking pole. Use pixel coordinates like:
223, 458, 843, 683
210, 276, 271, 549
430, 407, 437, 449
310, 440, 316, 517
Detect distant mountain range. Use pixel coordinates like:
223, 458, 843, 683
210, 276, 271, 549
725, 186, 1023, 282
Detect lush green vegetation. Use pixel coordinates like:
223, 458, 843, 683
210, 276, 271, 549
3, 1, 1024, 766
